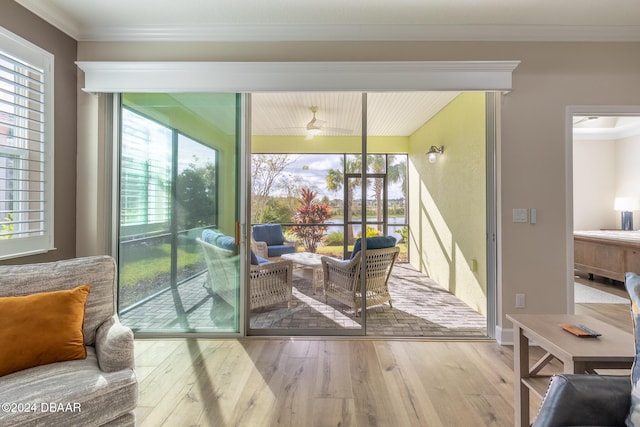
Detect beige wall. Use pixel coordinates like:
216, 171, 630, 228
616, 135, 640, 227
0, 2, 77, 265
76, 40, 640, 339
574, 134, 640, 231
573, 139, 617, 230
408, 93, 487, 314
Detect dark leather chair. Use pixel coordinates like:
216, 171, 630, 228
532, 374, 631, 427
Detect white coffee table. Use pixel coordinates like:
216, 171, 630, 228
281, 252, 325, 294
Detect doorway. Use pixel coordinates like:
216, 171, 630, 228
569, 108, 640, 311
248, 91, 489, 337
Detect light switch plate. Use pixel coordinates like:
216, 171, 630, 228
513, 208, 528, 223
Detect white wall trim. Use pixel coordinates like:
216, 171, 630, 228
76, 61, 520, 93
566, 105, 640, 314
495, 325, 513, 345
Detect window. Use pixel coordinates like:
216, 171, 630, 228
0, 28, 54, 259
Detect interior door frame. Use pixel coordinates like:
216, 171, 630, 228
565, 105, 640, 314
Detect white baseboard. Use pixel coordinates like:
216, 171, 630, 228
496, 325, 513, 345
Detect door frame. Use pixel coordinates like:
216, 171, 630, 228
78, 60, 517, 338
565, 105, 640, 314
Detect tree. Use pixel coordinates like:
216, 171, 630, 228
326, 156, 361, 244
176, 162, 216, 229
368, 154, 386, 232
290, 188, 332, 253
251, 154, 298, 223
387, 155, 407, 220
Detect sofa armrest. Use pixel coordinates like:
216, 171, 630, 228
95, 314, 135, 372
532, 374, 631, 427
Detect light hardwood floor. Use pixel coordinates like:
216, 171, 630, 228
134, 278, 633, 427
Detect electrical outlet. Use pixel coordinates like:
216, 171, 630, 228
516, 293, 525, 308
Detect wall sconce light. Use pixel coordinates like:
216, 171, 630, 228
426, 145, 444, 163
614, 196, 640, 230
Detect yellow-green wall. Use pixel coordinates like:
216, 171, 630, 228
252, 135, 408, 154
408, 92, 487, 314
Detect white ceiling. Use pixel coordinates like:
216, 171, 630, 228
251, 92, 460, 137
15, 0, 640, 42
573, 116, 640, 140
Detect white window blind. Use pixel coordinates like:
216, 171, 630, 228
0, 27, 54, 260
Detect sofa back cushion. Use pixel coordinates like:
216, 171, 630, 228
626, 271, 640, 426
253, 224, 284, 246
0, 285, 90, 376
351, 236, 397, 259
0, 256, 117, 346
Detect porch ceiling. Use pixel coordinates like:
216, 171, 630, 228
251, 92, 460, 137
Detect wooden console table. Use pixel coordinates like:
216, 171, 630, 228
507, 314, 634, 427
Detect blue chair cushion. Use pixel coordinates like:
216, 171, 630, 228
253, 224, 285, 246
250, 249, 271, 265
350, 236, 397, 259
216, 235, 236, 251
267, 244, 296, 257
202, 229, 221, 244
202, 230, 235, 252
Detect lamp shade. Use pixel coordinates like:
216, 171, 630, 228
614, 197, 640, 211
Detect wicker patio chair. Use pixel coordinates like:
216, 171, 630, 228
197, 237, 293, 310
321, 245, 400, 316
249, 259, 294, 310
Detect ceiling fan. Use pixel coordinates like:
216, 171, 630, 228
281, 106, 353, 140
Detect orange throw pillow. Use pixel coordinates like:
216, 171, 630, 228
0, 284, 91, 377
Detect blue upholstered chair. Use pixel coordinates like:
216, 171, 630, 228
251, 224, 297, 258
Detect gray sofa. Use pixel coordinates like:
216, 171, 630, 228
0, 256, 138, 426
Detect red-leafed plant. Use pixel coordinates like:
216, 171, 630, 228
290, 188, 332, 253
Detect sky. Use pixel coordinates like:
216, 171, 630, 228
266, 154, 405, 200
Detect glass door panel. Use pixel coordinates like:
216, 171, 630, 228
248, 91, 363, 335
117, 93, 241, 334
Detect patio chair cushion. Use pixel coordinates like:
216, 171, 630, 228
625, 272, 640, 426
253, 224, 285, 246
351, 236, 397, 259
202, 229, 220, 244
267, 244, 296, 257
202, 229, 236, 252
250, 249, 270, 266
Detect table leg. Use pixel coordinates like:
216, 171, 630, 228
312, 267, 323, 295
514, 325, 530, 427
564, 359, 587, 374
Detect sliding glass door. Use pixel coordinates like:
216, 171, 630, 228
117, 93, 242, 334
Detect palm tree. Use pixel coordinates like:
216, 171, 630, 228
386, 155, 407, 219
326, 156, 361, 244
367, 154, 386, 232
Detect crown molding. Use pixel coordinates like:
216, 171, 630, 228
15, 0, 82, 40
76, 60, 520, 93
72, 23, 640, 43
12, 1, 640, 43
